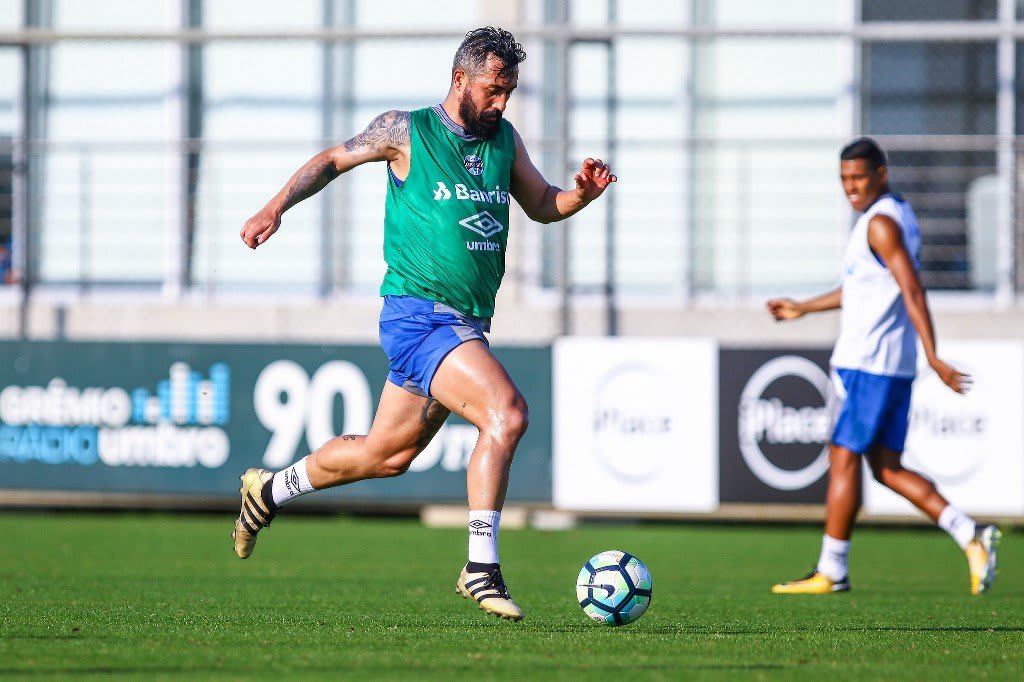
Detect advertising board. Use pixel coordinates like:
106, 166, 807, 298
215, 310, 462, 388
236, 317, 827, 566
0, 340, 552, 504
553, 337, 718, 512
719, 348, 833, 503
864, 341, 1024, 516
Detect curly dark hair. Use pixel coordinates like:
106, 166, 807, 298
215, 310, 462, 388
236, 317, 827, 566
452, 27, 526, 80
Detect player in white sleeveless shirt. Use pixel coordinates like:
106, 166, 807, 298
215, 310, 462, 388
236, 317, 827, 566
765, 138, 1000, 596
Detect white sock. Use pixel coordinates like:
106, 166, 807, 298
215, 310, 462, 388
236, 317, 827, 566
938, 505, 976, 550
468, 510, 501, 564
816, 534, 850, 582
271, 456, 316, 507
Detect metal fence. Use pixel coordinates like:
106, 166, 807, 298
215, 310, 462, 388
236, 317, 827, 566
0, 135, 1019, 304
3, 5, 1024, 330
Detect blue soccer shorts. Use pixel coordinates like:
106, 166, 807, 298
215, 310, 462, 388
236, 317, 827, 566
378, 295, 489, 398
828, 367, 914, 454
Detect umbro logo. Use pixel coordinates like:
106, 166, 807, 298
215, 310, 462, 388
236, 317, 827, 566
468, 519, 492, 530
459, 212, 504, 238
286, 468, 300, 494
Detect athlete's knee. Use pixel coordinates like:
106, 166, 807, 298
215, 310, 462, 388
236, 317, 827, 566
829, 446, 860, 474
485, 393, 529, 449
869, 462, 891, 485
499, 393, 530, 441
868, 448, 905, 487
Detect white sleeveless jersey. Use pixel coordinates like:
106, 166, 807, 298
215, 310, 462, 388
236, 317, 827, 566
830, 194, 922, 378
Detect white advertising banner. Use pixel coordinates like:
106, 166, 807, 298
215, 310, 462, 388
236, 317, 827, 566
864, 340, 1024, 516
553, 337, 718, 512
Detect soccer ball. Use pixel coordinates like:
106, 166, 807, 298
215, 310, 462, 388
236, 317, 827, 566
576, 550, 652, 626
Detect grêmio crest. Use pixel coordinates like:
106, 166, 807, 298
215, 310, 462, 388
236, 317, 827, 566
464, 154, 484, 176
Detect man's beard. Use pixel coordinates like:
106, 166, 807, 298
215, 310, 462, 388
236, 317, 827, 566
459, 90, 501, 140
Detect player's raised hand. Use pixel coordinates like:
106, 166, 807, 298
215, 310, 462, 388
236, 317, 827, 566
240, 207, 281, 249
766, 298, 804, 321
930, 358, 972, 394
573, 158, 617, 203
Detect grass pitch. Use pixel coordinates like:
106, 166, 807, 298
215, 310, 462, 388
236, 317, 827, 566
1, 513, 1021, 680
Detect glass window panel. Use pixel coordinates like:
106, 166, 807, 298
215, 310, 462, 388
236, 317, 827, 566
0, 0, 22, 29
692, 36, 841, 295
195, 41, 322, 292
350, 39, 452, 108
52, 0, 176, 29
1014, 41, 1024, 133
610, 144, 687, 294
568, 43, 609, 290
616, 0, 687, 25
0, 48, 13, 285
863, 42, 998, 292
343, 39, 455, 293
43, 2, 177, 285
692, 143, 842, 297
564, 37, 689, 295
46, 44, 174, 140
38, 148, 173, 283
570, 0, 689, 29
354, 0, 480, 27
605, 39, 687, 294
864, 43, 996, 135
616, 38, 685, 141
571, 0, 610, 27
695, 0, 842, 26
863, 0, 997, 21
0, 49, 15, 137
883, 148, 995, 291
204, 0, 320, 29
39, 42, 176, 285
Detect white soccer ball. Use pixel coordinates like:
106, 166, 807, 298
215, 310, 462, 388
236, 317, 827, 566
576, 550, 653, 626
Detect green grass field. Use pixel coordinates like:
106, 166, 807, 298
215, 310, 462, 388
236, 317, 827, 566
1, 513, 1021, 680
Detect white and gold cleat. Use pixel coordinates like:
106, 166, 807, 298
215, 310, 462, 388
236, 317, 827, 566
965, 525, 1001, 595
771, 570, 850, 594
456, 565, 524, 621
232, 468, 277, 559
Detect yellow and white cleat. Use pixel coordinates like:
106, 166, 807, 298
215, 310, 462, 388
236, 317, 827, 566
456, 565, 524, 621
232, 468, 277, 559
771, 570, 850, 594
965, 525, 1001, 595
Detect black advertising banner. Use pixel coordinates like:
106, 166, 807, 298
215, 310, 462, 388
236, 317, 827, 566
719, 348, 834, 503
0, 340, 552, 504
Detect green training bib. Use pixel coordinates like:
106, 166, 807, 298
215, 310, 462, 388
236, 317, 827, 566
380, 107, 515, 318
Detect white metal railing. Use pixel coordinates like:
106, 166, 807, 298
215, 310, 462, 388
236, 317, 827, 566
6, 22, 1024, 43
0, 135, 1017, 305
3, 5, 1024, 329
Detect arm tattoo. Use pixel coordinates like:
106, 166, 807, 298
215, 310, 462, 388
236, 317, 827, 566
343, 110, 410, 154
278, 110, 407, 212
281, 157, 340, 211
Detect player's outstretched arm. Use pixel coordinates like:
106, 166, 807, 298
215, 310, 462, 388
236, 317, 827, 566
867, 214, 971, 394
508, 126, 616, 224
766, 288, 842, 321
241, 110, 410, 249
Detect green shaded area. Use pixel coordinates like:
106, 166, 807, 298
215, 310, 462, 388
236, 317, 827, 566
0, 514, 1021, 680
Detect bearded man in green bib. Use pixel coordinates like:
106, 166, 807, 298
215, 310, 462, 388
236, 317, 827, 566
235, 27, 615, 622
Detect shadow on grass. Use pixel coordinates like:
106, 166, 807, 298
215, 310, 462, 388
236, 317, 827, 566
845, 626, 1024, 633
0, 663, 791, 676
0, 668, 195, 676
2, 635, 100, 640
